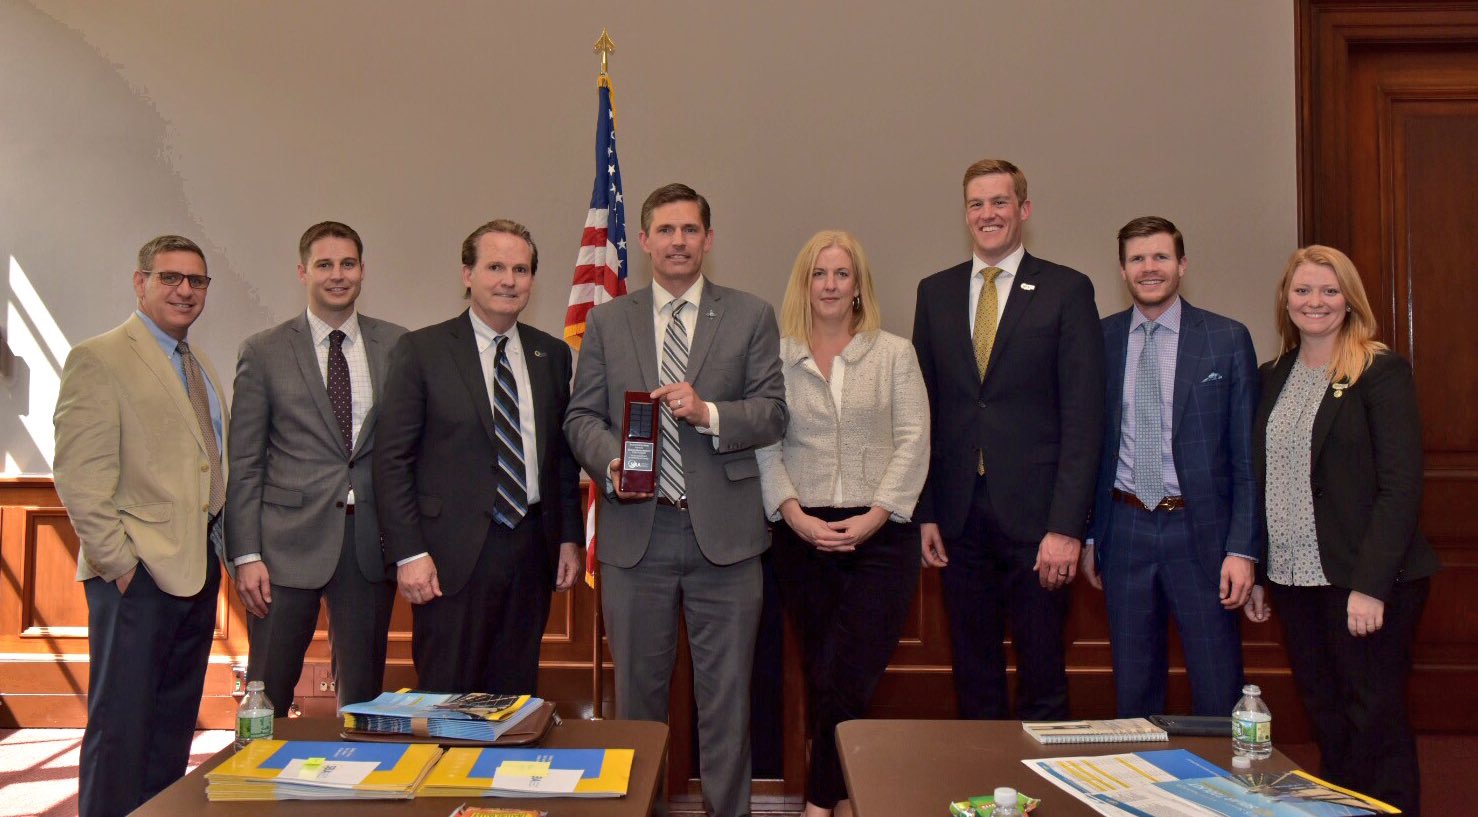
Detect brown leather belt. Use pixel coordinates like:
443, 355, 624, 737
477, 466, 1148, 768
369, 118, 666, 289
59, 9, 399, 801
655, 496, 689, 511
1111, 488, 1186, 512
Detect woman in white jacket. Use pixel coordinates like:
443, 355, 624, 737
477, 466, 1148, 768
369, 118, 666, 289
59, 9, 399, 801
757, 230, 929, 817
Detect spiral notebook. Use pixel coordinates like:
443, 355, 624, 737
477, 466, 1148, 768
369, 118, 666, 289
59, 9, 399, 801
1022, 718, 1169, 744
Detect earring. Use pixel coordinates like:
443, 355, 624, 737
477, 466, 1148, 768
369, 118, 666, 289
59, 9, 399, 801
852, 295, 861, 311
1346, 307, 1352, 312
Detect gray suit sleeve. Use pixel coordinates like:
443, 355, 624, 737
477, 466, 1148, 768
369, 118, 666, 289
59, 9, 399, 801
225, 335, 269, 561
564, 308, 623, 483
710, 301, 787, 453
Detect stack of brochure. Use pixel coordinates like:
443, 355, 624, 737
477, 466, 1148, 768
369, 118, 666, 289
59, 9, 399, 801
341, 691, 542, 742
1022, 718, 1168, 744
1024, 748, 1400, 816
205, 740, 443, 801
418, 746, 634, 798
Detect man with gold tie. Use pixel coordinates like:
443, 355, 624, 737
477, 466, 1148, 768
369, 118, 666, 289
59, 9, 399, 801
913, 159, 1105, 720
54, 235, 229, 817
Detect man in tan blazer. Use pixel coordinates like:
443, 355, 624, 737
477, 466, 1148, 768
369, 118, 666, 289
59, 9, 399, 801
54, 235, 229, 817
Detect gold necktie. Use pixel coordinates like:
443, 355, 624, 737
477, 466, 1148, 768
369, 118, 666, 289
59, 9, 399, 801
177, 341, 224, 515
972, 267, 1003, 475
973, 267, 1004, 380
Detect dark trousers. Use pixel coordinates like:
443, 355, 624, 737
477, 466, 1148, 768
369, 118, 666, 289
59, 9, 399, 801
411, 506, 550, 695
940, 475, 1071, 720
247, 511, 395, 712
1270, 579, 1429, 816
1102, 504, 1244, 717
774, 508, 919, 808
79, 560, 220, 817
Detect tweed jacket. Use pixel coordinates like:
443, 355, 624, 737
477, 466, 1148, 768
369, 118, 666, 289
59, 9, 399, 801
757, 330, 929, 522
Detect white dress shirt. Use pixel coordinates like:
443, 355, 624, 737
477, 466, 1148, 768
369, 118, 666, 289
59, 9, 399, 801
967, 244, 1026, 331
469, 310, 541, 505
651, 276, 720, 438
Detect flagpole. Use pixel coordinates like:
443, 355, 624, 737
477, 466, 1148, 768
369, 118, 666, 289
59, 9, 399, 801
588, 27, 616, 721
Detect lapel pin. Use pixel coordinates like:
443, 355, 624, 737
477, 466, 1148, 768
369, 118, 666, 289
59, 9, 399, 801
533, 349, 547, 358
1019, 282, 1036, 291
1332, 381, 1348, 398
705, 309, 718, 318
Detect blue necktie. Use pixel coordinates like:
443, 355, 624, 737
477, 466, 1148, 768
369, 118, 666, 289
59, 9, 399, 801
491, 336, 527, 527
1133, 320, 1165, 510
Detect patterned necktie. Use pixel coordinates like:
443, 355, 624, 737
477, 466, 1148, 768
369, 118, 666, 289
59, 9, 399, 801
972, 266, 1004, 380
972, 267, 1003, 475
658, 299, 689, 501
327, 329, 352, 453
176, 340, 224, 515
491, 336, 528, 528
1133, 320, 1165, 510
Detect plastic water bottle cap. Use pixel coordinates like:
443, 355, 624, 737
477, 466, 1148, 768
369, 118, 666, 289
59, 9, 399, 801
1242, 684, 1261, 696
994, 786, 1017, 806
1232, 755, 1252, 770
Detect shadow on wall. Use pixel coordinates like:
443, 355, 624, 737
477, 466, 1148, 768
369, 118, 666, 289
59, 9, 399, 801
0, 1, 265, 475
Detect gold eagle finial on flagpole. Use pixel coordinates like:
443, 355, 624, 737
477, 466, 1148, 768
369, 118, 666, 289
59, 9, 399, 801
594, 29, 615, 76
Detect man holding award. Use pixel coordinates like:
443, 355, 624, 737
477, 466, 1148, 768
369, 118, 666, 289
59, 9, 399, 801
565, 183, 787, 817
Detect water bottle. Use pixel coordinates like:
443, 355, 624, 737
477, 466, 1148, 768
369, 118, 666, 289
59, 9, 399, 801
234, 680, 274, 750
1232, 683, 1272, 760
991, 786, 1022, 817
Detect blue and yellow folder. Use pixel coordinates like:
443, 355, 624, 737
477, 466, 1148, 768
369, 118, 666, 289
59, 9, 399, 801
205, 740, 443, 801
418, 746, 634, 798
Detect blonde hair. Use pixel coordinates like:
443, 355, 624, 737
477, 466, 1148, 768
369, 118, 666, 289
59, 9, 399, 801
1275, 244, 1387, 385
779, 230, 881, 342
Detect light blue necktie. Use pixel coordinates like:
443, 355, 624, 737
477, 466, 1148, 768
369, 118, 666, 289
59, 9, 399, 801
1133, 320, 1165, 510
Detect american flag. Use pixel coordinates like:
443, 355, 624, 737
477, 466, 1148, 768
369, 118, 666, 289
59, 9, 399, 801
565, 74, 628, 349
566, 73, 628, 587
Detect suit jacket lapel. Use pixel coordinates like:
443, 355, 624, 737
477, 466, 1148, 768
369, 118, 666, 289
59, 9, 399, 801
355, 317, 390, 459
1309, 372, 1348, 467
942, 265, 976, 378
983, 254, 1038, 381
686, 284, 723, 380
1172, 302, 1206, 436
624, 288, 660, 390
125, 316, 207, 455
289, 315, 349, 458
1104, 310, 1130, 451
517, 323, 552, 467
448, 311, 500, 446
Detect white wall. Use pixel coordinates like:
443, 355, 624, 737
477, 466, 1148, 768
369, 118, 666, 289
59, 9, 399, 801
1, 0, 1296, 474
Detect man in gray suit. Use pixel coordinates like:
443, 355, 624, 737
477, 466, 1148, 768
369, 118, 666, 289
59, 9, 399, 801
227, 221, 406, 712
565, 183, 787, 817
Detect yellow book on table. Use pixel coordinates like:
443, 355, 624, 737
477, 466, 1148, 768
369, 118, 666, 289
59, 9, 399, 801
419, 746, 634, 798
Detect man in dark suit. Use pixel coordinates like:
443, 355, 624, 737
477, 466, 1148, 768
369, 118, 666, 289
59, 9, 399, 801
1081, 216, 1260, 717
914, 159, 1104, 720
54, 235, 227, 817
565, 184, 786, 817
374, 219, 583, 694
227, 222, 406, 713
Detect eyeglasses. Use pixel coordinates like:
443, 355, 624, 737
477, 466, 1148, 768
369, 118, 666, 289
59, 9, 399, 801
143, 270, 212, 290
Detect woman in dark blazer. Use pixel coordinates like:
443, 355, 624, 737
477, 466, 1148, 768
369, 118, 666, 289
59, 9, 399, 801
1245, 245, 1439, 815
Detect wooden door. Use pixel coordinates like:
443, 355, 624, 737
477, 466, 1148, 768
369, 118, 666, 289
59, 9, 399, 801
1298, 0, 1478, 732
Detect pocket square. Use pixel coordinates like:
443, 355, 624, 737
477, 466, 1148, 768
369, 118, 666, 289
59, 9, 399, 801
1019, 282, 1036, 291
1201, 372, 1223, 383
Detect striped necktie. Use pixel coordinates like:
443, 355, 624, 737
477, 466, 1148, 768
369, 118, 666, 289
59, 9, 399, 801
491, 336, 528, 528
657, 299, 689, 502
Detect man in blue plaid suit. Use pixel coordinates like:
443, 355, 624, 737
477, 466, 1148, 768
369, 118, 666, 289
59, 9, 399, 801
1082, 216, 1263, 717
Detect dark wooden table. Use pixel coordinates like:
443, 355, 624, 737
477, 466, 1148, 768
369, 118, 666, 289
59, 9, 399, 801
837, 720, 1300, 817
134, 717, 668, 816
